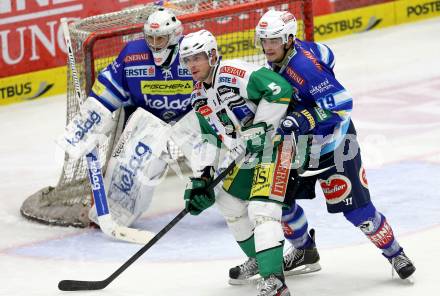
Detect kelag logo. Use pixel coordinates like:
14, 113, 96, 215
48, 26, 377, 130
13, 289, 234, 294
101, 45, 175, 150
65, 111, 102, 147
113, 141, 152, 197
88, 157, 102, 191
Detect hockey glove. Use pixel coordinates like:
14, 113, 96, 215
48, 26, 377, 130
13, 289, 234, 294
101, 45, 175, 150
240, 122, 272, 154
277, 109, 316, 141
184, 177, 215, 216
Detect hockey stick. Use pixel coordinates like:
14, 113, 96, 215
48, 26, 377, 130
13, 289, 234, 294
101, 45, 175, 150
61, 18, 155, 244
58, 151, 248, 291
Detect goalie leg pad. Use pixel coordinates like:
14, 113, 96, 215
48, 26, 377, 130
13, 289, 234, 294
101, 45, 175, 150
89, 108, 171, 227
248, 200, 284, 253
90, 155, 168, 227
215, 188, 253, 242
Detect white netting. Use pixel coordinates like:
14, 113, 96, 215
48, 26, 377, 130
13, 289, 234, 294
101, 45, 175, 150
21, 0, 312, 227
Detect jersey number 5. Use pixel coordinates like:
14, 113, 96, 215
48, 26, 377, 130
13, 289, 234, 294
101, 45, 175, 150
268, 82, 281, 95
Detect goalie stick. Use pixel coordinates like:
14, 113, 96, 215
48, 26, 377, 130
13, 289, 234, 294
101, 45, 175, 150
61, 18, 155, 244
58, 150, 250, 291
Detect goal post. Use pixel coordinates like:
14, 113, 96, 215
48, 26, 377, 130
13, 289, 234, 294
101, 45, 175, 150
20, 0, 314, 228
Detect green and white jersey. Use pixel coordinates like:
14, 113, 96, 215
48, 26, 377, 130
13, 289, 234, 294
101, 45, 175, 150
192, 59, 292, 148
191, 59, 293, 200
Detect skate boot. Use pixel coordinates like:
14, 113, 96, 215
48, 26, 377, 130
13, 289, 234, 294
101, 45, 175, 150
385, 249, 416, 280
229, 257, 259, 285
256, 274, 290, 296
283, 229, 321, 276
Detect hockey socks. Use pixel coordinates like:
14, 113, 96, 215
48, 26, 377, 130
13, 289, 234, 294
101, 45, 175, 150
237, 234, 257, 259
256, 244, 284, 278
344, 202, 401, 257
235, 223, 284, 278
282, 203, 313, 249
249, 201, 285, 278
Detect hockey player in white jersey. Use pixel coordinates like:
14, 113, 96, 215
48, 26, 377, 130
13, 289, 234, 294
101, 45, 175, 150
58, 8, 197, 233
180, 29, 295, 296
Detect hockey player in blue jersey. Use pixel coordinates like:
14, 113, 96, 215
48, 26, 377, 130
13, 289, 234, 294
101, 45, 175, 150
58, 8, 195, 233
229, 10, 415, 284
89, 8, 192, 122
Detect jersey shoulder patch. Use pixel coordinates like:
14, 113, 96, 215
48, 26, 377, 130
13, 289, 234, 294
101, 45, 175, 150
219, 64, 247, 78
217, 59, 258, 78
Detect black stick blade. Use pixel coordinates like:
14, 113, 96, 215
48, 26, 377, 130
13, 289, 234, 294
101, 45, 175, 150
58, 280, 108, 291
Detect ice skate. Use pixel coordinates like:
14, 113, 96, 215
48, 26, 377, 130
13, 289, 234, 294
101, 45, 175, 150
283, 229, 321, 276
385, 249, 416, 282
229, 257, 260, 285
256, 274, 290, 296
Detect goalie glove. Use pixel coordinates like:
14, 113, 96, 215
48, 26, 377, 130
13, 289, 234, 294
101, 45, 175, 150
57, 97, 116, 159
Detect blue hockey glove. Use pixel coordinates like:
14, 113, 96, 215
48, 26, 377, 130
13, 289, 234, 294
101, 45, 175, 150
184, 177, 215, 215
277, 109, 316, 141
240, 122, 272, 154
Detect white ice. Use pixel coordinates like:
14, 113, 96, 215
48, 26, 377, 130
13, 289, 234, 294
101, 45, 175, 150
1, 18, 440, 296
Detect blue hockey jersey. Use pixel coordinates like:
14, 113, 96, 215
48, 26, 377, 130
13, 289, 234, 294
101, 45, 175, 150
89, 38, 194, 123
269, 39, 353, 155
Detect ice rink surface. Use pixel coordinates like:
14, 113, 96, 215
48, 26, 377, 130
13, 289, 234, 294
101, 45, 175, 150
1, 17, 440, 296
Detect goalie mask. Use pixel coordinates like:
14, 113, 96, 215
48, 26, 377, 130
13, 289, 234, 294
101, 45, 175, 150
144, 8, 183, 66
179, 30, 218, 67
255, 10, 297, 47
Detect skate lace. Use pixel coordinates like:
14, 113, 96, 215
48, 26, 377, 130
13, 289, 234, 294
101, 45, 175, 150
240, 257, 258, 275
284, 246, 304, 267
256, 275, 279, 296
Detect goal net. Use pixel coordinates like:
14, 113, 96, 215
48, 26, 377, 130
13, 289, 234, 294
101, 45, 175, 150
20, 0, 314, 227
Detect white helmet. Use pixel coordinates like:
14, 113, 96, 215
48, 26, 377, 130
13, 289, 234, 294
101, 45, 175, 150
143, 8, 183, 66
255, 10, 297, 44
179, 30, 218, 66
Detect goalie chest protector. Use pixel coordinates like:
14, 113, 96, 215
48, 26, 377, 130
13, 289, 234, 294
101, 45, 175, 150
90, 39, 194, 123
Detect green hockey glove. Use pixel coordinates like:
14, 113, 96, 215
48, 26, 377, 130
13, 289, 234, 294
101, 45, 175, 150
240, 122, 272, 154
184, 178, 215, 215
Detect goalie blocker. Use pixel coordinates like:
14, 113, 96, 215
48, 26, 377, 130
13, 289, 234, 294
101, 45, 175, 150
57, 97, 116, 160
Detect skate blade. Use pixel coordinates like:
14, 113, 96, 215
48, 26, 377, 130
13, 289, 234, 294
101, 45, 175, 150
403, 275, 415, 285
228, 275, 261, 286
284, 262, 322, 276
